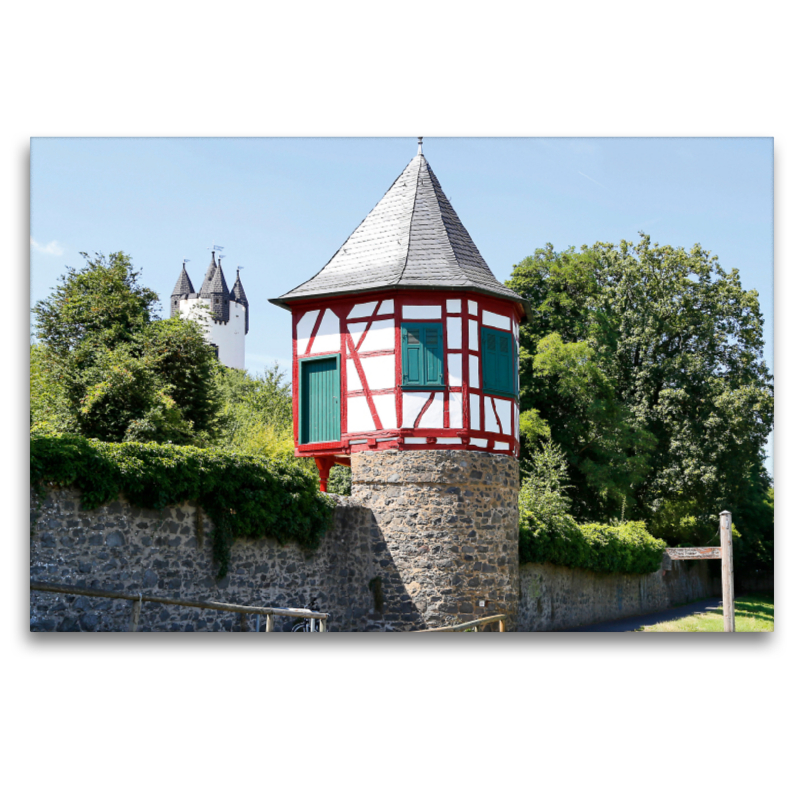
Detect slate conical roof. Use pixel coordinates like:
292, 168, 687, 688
171, 263, 195, 296
269, 151, 529, 319
199, 252, 231, 323
232, 270, 249, 334
199, 252, 230, 298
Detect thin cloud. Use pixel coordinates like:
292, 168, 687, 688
578, 171, 608, 190
30, 237, 64, 256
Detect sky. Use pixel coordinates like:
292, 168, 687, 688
30, 136, 774, 471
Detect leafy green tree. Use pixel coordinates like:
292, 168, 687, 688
30, 342, 71, 434
213, 364, 311, 469
508, 234, 773, 572
31, 251, 220, 445
33, 252, 159, 356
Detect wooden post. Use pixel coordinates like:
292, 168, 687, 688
319, 618, 327, 633
265, 613, 274, 632
720, 510, 735, 633
498, 618, 505, 632
129, 599, 142, 632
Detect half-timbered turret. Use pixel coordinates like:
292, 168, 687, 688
270, 140, 529, 488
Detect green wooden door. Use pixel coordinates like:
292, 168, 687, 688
300, 357, 341, 443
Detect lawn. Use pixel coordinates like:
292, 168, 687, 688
637, 594, 774, 632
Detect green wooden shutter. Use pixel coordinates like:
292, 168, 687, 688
424, 325, 443, 386
403, 326, 422, 386
481, 328, 516, 397
402, 323, 443, 387
497, 333, 511, 394
482, 329, 498, 391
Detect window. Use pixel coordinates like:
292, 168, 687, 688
401, 322, 443, 387
481, 328, 516, 397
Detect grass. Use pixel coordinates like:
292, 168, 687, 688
637, 594, 774, 632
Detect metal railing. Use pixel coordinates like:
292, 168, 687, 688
30, 581, 328, 632
413, 613, 508, 632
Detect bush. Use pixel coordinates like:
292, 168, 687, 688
519, 438, 666, 574
30, 433, 335, 578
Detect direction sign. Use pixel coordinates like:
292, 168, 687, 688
666, 547, 722, 560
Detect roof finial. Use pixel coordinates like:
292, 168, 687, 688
417, 136, 423, 155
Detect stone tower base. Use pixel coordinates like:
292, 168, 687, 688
351, 450, 519, 630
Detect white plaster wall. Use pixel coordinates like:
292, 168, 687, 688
446, 317, 462, 349
483, 309, 511, 330
309, 308, 340, 354
296, 309, 319, 355
348, 301, 377, 319
372, 394, 397, 429
484, 397, 500, 433
468, 319, 479, 351
449, 393, 463, 428
418, 393, 444, 428
179, 298, 246, 370
469, 393, 481, 431
346, 359, 363, 391
402, 393, 429, 428
447, 352, 462, 386
347, 396, 376, 432
402, 305, 441, 320
469, 355, 480, 387
495, 397, 512, 435
361, 354, 395, 391
360, 318, 395, 352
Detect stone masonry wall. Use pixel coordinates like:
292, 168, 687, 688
351, 450, 519, 630
517, 556, 721, 631
31, 483, 720, 633
30, 488, 387, 632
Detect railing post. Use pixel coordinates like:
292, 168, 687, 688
129, 597, 142, 632
308, 617, 316, 632
320, 618, 327, 633
265, 613, 274, 632
720, 510, 735, 633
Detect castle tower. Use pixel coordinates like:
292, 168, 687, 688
170, 252, 249, 369
270, 140, 528, 630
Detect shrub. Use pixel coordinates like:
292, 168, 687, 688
30, 433, 335, 578
519, 438, 666, 574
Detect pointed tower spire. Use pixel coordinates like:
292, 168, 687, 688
270, 143, 529, 319
199, 249, 231, 323
170, 260, 195, 318
231, 267, 249, 334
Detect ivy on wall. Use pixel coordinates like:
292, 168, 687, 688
30, 434, 335, 578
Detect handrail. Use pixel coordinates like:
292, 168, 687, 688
30, 580, 328, 631
413, 613, 508, 632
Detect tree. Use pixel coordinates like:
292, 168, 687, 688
33, 252, 159, 356
31, 252, 220, 445
507, 234, 773, 572
213, 364, 307, 467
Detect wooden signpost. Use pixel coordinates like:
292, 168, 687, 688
665, 511, 735, 632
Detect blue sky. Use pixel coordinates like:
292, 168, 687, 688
30, 136, 774, 471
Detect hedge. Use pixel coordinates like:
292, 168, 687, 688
519, 516, 666, 575
30, 433, 335, 578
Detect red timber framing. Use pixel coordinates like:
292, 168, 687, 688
290, 289, 524, 465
